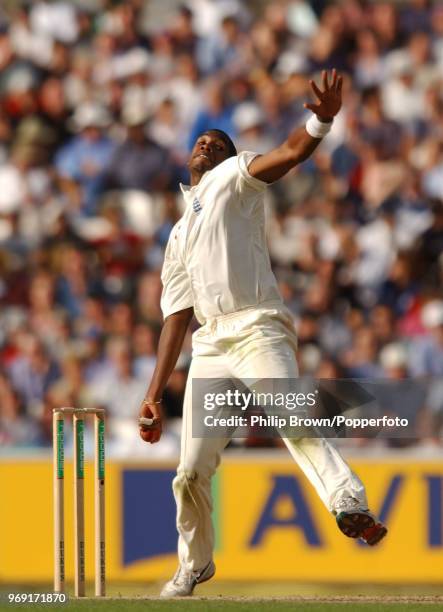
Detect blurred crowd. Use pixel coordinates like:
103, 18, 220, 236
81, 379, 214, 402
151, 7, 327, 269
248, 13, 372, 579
0, 0, 442, 455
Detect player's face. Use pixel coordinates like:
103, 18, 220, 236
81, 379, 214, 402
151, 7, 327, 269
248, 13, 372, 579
189, 133, 230, 173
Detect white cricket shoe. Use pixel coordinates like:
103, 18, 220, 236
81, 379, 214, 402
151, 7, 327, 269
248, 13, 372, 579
160, 560, 216, 598
334, 497, 387, 545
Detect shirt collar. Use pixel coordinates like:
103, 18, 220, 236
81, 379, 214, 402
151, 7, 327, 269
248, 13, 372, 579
179, 183, 191, 194
180, 168, 212, 194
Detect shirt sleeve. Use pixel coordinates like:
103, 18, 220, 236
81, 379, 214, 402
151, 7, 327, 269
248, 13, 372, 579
236, 151, 268, 194
160, 229, 194, 319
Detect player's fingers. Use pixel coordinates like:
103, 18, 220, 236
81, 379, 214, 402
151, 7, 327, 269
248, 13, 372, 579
139, 428, 154, 443
150, 428, 162, 444
331, 68, 337, 89
309, 79, 323, 101
322, 69, 329, 90
140, 403, 153, 418
304, 102, 321, 113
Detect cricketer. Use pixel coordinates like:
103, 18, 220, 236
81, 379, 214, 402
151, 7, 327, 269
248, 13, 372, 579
138, 69, 387, 598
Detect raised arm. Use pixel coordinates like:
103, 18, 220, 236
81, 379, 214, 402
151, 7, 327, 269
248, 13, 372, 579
248, 69, 343, 184
139, 307, 194, 444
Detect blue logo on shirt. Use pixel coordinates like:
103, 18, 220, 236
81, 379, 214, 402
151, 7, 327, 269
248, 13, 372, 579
193, 197, 202, 214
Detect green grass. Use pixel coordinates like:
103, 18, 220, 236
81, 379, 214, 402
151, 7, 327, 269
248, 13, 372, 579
2, 584, 443, 611
1, 601, 443, 612
5, 581, 443, 598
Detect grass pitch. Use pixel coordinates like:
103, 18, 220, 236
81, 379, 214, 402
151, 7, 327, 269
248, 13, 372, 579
2, 584, 443, 611
1, 599, 443, 611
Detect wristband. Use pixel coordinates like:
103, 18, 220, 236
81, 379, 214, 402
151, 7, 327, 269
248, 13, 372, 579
305, 114, 333, 139
143, 398, 163, 405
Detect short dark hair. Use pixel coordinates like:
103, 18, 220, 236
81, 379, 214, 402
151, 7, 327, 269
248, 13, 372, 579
201, 129, 237, 158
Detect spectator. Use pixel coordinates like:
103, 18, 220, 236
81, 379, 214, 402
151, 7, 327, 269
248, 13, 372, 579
8, 334, 60, 413
132, 322, 158, 382
0, 0, 440, 454
0, 371, 41, 447
341, 327, 384, 378
188, 79, 235, 149
136, 271, 163, 324
55, 245, 90, 319
87, 336, 145, 417
232, 101, 275, 153
104, 104, 172, 192
409, 300, 443, 376
55, 102, 116, 215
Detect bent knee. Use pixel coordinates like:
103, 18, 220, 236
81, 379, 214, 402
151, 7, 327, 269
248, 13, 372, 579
173, 469, 199, 503
175, 468, 197, 483
173, 468, 201, 489
172, 467, 212, 492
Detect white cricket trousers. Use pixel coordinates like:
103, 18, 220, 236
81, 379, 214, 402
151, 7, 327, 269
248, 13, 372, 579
173, 304, 367, 571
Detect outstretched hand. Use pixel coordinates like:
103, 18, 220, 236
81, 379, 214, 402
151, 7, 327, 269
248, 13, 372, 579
304, 69, 343, 122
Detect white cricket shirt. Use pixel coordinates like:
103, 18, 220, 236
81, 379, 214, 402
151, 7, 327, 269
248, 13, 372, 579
160, 151, 282, 324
